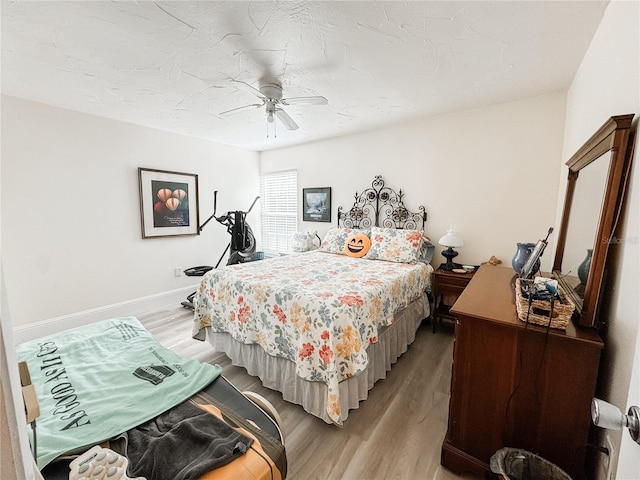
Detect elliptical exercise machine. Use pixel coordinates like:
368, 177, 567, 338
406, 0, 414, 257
181, 191, 259, 309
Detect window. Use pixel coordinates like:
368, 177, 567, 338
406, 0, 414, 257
260, 170, 297, 255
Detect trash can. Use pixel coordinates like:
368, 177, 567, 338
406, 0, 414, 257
490, 448, 572, 480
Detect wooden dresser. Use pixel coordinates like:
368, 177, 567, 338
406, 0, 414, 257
440, 265, 603, 479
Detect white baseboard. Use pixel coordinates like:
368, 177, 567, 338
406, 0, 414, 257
12, 285, 197, 344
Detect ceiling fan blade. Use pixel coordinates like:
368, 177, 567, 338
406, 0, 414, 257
230, 79, 265, 99
274, 109, 299, 130
281, 96, 328, 106
219, 103, 263, 117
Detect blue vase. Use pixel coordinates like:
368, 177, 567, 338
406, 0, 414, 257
578, 249, 593, 284
512, 242, 537, 274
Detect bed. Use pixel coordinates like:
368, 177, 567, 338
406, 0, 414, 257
16, 317, 286, 479
192, 176, 434, 425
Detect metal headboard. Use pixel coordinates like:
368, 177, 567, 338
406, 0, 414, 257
337, 175, 426, 230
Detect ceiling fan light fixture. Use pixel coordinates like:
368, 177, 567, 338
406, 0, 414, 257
226, 78, 325, 132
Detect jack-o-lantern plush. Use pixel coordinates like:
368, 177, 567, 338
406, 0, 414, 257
344, 233, 372, 258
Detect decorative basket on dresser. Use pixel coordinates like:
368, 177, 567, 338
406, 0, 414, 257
514, 278, 575, 330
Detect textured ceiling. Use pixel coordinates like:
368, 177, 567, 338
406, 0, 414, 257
1, 1, 608, 151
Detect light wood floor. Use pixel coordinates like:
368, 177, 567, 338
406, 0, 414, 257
137, 305, 479, 480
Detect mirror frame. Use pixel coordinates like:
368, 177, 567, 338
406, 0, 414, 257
553, 114, 635, 328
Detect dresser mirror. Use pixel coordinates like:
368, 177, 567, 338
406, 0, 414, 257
553, 114, 635, 328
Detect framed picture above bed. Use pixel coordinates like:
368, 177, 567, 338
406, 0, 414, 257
138, 167, 200, 238
302, 187, 331, 222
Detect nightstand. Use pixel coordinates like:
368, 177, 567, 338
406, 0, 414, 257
431, 267, 476, 333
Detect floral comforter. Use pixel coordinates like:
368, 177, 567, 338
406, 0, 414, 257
192, 251, 431, 424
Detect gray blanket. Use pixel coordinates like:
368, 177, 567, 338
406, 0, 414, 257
117, 400, 253, 480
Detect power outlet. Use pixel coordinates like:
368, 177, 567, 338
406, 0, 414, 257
174, 267, 183, 277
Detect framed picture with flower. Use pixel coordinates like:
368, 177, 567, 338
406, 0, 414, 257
138, 167, 200, 238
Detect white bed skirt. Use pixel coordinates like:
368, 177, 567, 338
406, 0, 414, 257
207, 294, 429, 424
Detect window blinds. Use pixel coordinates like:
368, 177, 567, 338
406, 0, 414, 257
260, 170, 297, 255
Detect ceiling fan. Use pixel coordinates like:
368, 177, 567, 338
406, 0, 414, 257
220, 80, 328, 130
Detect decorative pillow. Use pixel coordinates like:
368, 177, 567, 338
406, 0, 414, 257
364, 227, 424, 263
292, 230, 319, 253
344, 233, 372, 258
319, 228, 370, 255
418, 237, 436, 264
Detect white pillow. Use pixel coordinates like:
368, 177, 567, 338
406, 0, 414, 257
292, 230, 319, 252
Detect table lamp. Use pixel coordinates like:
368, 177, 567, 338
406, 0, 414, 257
438, 226, 464, 271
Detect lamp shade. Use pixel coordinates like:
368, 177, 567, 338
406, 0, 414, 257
438, 227, 464, 248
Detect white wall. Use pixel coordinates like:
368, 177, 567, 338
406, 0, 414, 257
261, 93, 567, 271
1, 96, 260, 328
560, 1, 639, 478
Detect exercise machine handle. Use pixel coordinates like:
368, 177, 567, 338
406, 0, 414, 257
198, 191, 259, 232
198, 190, 219, 232
246, 195, 260, 214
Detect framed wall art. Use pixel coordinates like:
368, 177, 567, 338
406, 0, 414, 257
138, 167, 200, 238
303, 187, 331, 222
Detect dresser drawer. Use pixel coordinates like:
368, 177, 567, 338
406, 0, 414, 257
436, 275, 471, 289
